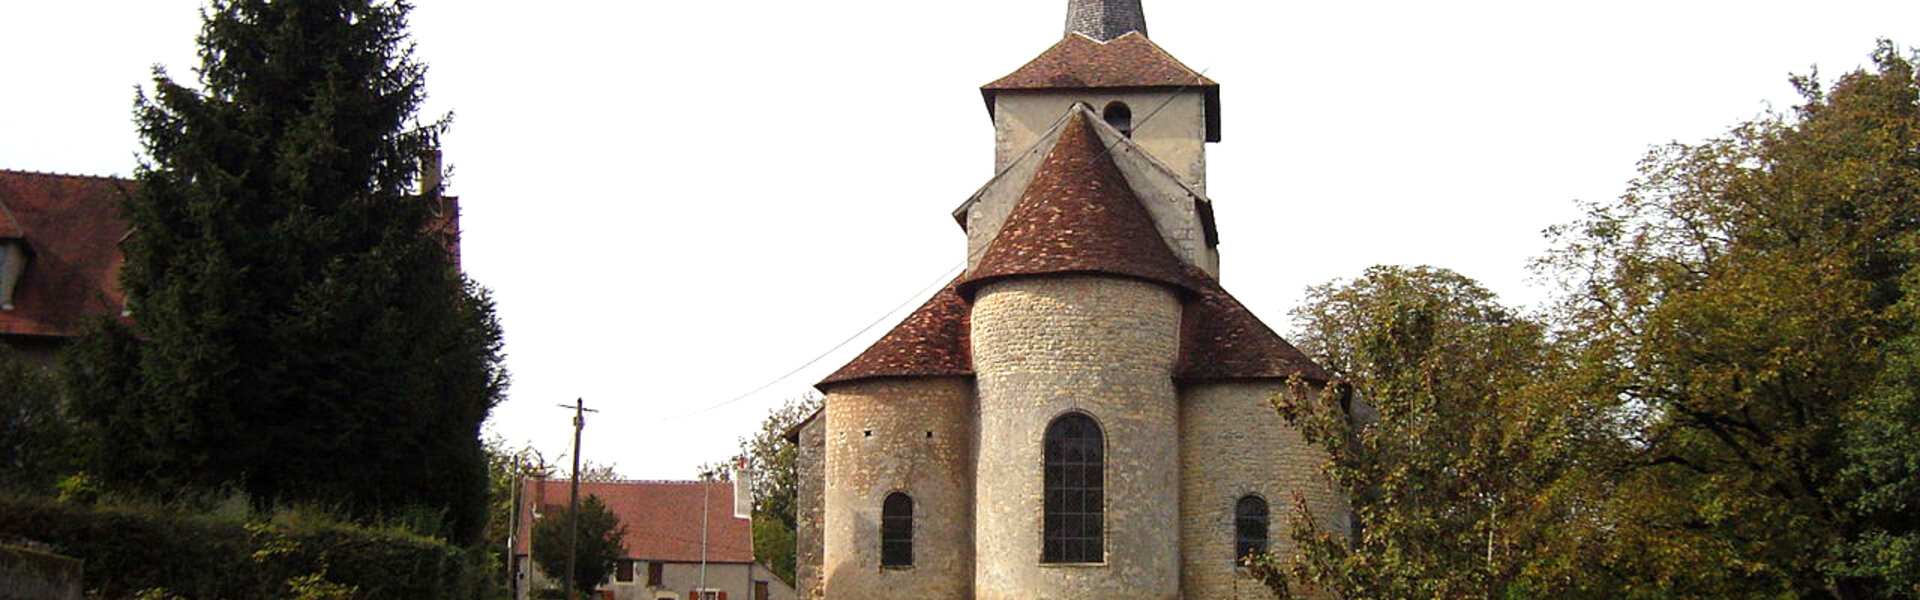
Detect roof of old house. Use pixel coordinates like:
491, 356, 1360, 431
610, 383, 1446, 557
982, 32, 1221, 141
0, 170, 132, 338
515, 479, 754, 564
956, 110, 1197, 299
1177, 266, 1331, 382
818, 277, 973, 387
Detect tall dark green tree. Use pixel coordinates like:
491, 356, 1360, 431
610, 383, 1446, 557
68, 0, 507, 542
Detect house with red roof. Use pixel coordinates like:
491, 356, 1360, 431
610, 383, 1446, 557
512, 478, 796, 600
0, 167, 459, 366
0, 170, 134, 365
786, 1, 1351, 599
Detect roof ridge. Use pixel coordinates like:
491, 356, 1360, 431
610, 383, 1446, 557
0, 168, 130, 183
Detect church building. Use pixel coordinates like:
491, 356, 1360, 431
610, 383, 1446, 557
786, 1, 1349, 598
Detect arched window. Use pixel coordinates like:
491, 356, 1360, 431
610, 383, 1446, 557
1044, 413, 1104, 563
1103, 101, 1133, 137
881, 492, 913, 567
1235, 495, 1270, 564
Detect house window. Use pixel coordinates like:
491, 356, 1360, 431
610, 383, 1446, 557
1103, 101, 1133, 137
647, 562, 664, 586
881, 492, 913, 567
616, 559, 634, 582
1043, 412, 1103, 563
1236, 495, 1270, 564
754, 581, 769, 600
0, 241, 26, 310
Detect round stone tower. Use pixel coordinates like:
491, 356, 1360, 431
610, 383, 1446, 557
958, 111, 1196, 600
816, 283, 976, 600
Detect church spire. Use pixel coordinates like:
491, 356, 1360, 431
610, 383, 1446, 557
1065, 0, 1147, 42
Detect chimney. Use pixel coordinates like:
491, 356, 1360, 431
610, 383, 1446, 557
421, 150, 443, 197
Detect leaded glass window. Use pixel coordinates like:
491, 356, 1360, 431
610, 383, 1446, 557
1043, 413, 1104, 563
1235, 494, 1270, 564
881, 492, 913, 567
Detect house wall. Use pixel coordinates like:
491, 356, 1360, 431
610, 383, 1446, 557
1178, 381, 1347, 600
523, 559, 793, 600
993, 90, 1207, 191
970, 275, 1182, 600
820, 377, 975, 600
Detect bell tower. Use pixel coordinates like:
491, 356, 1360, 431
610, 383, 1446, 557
979, 2, 1219, 192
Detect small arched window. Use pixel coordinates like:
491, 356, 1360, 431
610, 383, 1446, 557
1235, 495, 1270, 564
1103, 101, 1133, 137
1043, 412, 1104, 563
881, 492, 913, 567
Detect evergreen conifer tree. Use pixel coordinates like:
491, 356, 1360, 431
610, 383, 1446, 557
69, 0, 507, 542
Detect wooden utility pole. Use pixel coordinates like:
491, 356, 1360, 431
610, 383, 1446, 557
557, 398, 597, 600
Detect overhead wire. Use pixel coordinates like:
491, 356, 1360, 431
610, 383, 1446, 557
656, 260, 965, 421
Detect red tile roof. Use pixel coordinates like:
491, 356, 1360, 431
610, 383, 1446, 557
1177, 266, 1331, 382
957, 110, 1197, 299
515, 479, 755, 564
818, 277, 973, 387
982, 32, 1221, 142
0, 170, 132, 338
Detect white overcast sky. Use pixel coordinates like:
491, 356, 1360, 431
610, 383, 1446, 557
4, 1, 1917, 480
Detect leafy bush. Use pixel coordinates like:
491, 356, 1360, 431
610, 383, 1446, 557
0, 496, 492, 599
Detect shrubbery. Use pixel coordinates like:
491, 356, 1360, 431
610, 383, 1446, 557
0, 496, 495, 600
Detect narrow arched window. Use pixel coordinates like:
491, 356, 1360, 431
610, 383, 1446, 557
881, 492, 913, 567
1103, 101, 1133, 137
1043, 413, 1104, 563
1235, 495, 1270, 564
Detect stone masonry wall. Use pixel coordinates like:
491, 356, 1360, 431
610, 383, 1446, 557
994, 92, 1207, 192
971, 275, 1182, 600
793, 415, 825, 600
821, 377, 975, 600
1179, 381, 1347, 600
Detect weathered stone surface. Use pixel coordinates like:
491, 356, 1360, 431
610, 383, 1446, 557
794, 415, 825, 599
822, 378, 976, 600
971, 275, 1182, 600
1065, 0, 1147, 41
1179, 381, 1348, 600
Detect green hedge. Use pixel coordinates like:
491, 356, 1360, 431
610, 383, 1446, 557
0, 496, 491, 599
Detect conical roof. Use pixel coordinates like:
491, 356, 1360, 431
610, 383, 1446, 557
1176, 266, 1331, 382
957, 110, 1196, 298
818, 277, 973, 387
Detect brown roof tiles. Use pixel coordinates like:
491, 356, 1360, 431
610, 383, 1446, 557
818, 277, 973, 387
956, 110, 1196, 299
983, 32, 1221, 142
1177, 266, 1331, 382
0, 170, 132, 338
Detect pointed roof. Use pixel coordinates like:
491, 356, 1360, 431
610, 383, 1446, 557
1177, 266, 1332, 382
1066, 0, 1148, 42
983, 32, 1221, 142
818, 277, 973, 387
957, 110, 1196, 298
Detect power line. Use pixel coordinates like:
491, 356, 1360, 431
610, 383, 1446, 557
656, 261, 965, 421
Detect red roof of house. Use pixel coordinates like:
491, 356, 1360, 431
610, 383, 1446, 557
983, 32, 1221, 142
957, 110, 1197, 299
818, 277, 973, 386
515, 479, 755, 564
0, 170, 132, 338
1177, 266, 1331, 382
